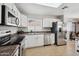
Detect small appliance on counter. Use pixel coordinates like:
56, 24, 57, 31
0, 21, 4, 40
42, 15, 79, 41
51, 22, 66, 46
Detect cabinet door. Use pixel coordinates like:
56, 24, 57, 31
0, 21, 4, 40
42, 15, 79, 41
17, 12, 21, 27
12, 4, 18, 17
44, 34, 51, 45
43, 18, 53, 27
3, 3, 14, 10
25, 35, 35, 48
43, 18, 49, 27
17, 11, 20, 20
50, 34, 55, 44
36, 35, 44, 46
25, 35, 32, 48
20, 14, 27, 27
23, 15, 27, 27
33, 35, 38, 47
30, 35, 44, 47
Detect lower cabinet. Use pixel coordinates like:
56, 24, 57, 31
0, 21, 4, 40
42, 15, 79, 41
44, 34, 51, 45
23, 34, 54, 48
35, 35, 44, 47
24, 34, 44, 48
44, 33, 55, 45
50, 34, 55, 44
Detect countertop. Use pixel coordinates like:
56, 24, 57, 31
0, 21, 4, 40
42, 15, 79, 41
17, 31, 54, 35
0, 45, 19, 56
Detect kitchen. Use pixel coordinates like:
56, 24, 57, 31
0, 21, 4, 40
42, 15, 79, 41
0, 3, 79, 56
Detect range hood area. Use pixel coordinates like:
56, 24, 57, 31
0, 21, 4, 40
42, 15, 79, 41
0, 5, 19, 26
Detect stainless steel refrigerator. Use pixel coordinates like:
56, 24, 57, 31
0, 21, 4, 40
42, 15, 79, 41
51, 22, 66, 46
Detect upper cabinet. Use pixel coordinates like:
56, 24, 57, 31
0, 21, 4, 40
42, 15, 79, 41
13, 4, 20, 19
43, 17, 59, 28
43, 17, 53, 27
3, 3, 14, 10
19, 14, 28, 27
3, 3, 20, 19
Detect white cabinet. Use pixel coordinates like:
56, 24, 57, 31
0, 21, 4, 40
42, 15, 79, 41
12, 4, 18, 17
44, 34, 55, 45
17, 12, 21, 26
13, 4, 20, 19
3, 3, 18, 16
36, 35, 44, 46
20, 14, 27, 27
50, 34, 55, 44
25, 34, 44, 48
3, 3, 14, 10
25, 35, 35, 48
44, 34, 51, 45
43, 17, 53, 27
22, 34, 54, 49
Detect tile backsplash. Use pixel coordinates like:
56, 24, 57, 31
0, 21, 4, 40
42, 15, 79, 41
0, 25, 18, 34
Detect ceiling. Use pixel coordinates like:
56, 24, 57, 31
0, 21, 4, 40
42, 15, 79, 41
59, 3, 79, 18
15, 3, 63, 16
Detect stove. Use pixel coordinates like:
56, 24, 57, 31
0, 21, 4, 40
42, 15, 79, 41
0, 30, 25, 56
0, 30, 11, 45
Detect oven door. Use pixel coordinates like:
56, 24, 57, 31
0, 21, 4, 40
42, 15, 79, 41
0, 34, 11, 45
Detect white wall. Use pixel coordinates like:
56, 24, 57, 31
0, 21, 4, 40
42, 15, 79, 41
60, 3, 79, 19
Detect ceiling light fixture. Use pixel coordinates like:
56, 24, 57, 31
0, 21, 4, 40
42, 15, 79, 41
36, 3, 63, 8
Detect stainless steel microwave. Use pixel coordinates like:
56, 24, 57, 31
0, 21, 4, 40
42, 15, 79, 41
1, 5, 19, 26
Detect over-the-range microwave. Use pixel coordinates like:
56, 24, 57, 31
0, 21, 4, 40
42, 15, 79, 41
0, 5, 19, 26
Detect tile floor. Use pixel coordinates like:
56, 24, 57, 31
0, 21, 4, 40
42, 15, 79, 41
24, 40, 79, 56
